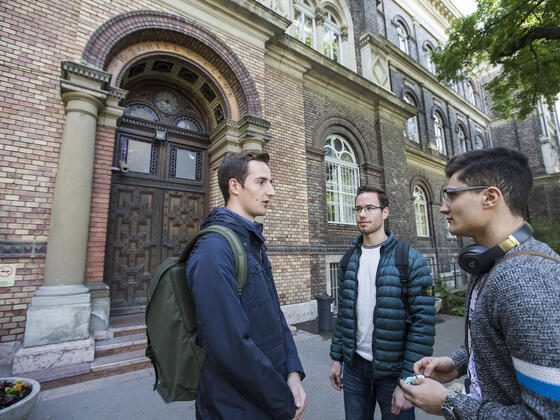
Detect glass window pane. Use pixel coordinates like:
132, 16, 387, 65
127, 139, 152, 174
124, 104, 159, 122
175, 149, 198, 180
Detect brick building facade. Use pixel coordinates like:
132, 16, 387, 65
1, 0, 558, 375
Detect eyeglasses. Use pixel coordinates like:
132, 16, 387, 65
442, 186, 489, 202
354, 205, 384, 214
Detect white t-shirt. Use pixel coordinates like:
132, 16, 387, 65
355, 244, 382, 361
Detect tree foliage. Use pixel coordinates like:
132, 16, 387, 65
431, 0, 560, 120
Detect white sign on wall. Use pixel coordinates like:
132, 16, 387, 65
0, 264, 16, 287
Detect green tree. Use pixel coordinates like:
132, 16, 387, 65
431, 0, 560, 120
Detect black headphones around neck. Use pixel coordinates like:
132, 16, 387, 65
459, 223, 533, 275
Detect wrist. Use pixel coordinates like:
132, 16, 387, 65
441, 392, 458, 420
288, 371, 303, 383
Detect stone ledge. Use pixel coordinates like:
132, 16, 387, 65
13, 335, 95, 374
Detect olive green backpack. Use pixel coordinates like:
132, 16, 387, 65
145, 224, 247, 402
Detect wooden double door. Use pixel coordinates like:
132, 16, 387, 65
104, 127, 209, 315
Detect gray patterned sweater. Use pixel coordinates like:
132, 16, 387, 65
443, 238, 560, 419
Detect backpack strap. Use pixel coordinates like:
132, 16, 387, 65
179, 225, 247, 295
395, 241, 411, 325
340, 245, 356, 274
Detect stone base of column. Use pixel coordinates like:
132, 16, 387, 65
12, 335, 94, 374
86, 281, 111, 334
280, 300, 317, 325
23, 285, 91, 348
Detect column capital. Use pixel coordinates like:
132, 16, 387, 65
208, 116, 272, 162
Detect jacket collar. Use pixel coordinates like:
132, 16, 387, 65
201, 207, 266, 244
352, 229, 397, 251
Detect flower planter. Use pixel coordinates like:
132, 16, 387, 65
0, 377, 40, 420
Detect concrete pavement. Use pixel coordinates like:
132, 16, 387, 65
30, 314, 465, 420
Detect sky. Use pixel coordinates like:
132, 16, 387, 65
455, 0, 477, 16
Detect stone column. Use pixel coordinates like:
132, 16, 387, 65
14, 62, 112, 373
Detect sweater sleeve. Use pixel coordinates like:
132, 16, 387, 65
449, 254, 560, 419
400, 249, 436, 378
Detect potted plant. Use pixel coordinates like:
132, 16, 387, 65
0, 377, 40, 420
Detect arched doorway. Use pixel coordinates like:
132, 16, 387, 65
104, 56, 216, 315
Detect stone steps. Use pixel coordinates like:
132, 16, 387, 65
27, 314, 151, 390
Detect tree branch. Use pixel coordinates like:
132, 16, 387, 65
501, 26, 560, 56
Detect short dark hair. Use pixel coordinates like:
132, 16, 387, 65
218, 150, 270, 203
445, 147, 533, 217
355, 185, 389, 208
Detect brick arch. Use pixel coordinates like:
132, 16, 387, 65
82, 9, 262, 118
312, 115, 371, 166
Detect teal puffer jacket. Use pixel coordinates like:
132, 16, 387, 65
329, 230, 435, 378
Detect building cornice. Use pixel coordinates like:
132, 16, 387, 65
155, 0, 290, 51
405, 144, 447, 174
533, 172, 560, 187
267, 35, 416, 120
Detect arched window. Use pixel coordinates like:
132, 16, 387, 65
124, 104, 160, 122
325, 136, 359, 224
323, 10, 342, 62
403, 94, 420, 143
474, 133, 484, 149
466, 81, 476, 105
396, 22, 409, 55
293, 0, 315, 48
425, 45, 435, 74
413, 186, 429, 237
458, 125, 467, 153
433, 111, 446, 155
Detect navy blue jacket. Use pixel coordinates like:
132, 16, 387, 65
330, 230, 435, 378
186, 207, 304, 420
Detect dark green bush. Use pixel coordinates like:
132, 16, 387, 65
435, 279, 465, 317
530, 220, 560, 254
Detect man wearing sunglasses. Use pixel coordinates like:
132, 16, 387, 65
400, 148, 560, 419
329, 185, 436, 419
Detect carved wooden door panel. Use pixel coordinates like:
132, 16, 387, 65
162, 190, 205, 261
105, 184, 162, 314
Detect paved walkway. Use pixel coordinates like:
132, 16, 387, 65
30, 314, 465, 420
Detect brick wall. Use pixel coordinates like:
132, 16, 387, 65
263, 64, 312, 305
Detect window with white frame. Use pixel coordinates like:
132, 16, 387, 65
414, 185, 430, 237
396, 22, 409, 55
325, 254, 341, 311
403, 94, 420, 143
323, 10, 341, 63
466, 81, 476, 105
293, 0, 315, 48
433, 111, 446, 155
458, 125, 467, 153
325, 136, 359, 224
425, 45, 436, 74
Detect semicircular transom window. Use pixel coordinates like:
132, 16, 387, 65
173, 116, 203, 132
123, 104, 159, 122
324, 136, 359, 224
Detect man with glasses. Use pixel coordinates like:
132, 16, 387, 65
329, 185, 436, 419
400, 148, 560, 419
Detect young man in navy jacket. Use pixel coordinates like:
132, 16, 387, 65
186, 151, 307, 420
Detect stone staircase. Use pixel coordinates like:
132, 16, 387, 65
25, 314, 151, 390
